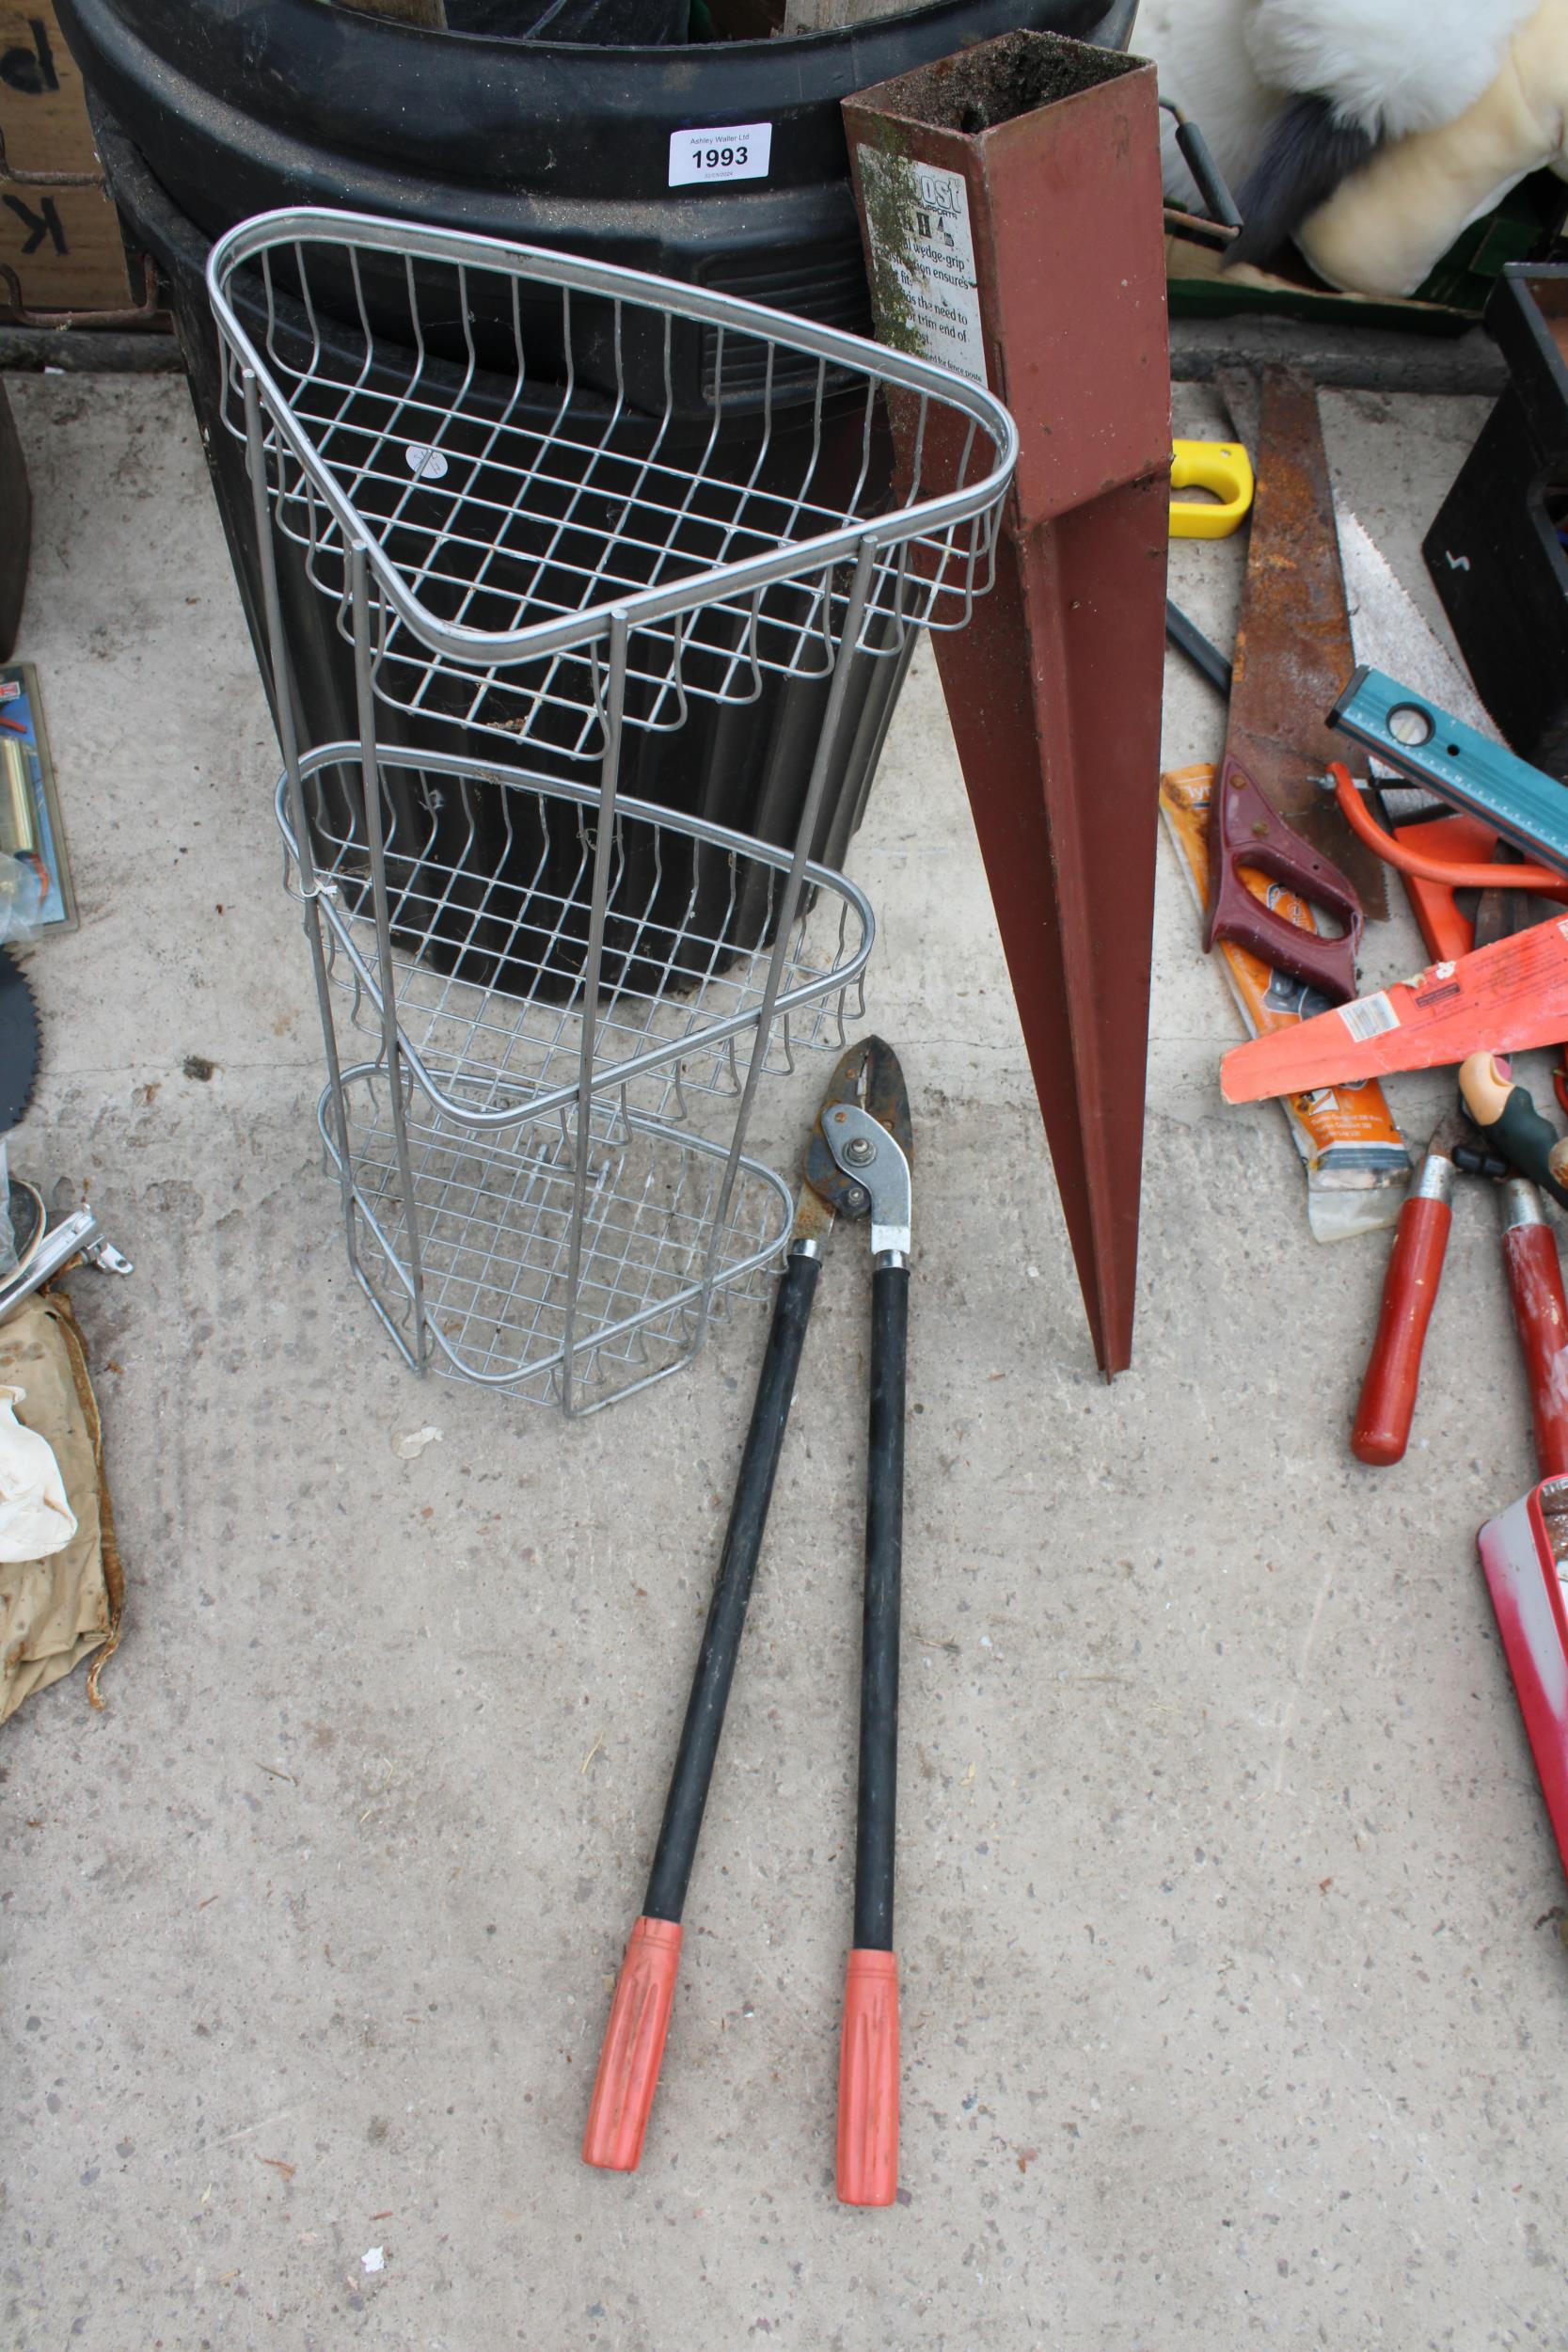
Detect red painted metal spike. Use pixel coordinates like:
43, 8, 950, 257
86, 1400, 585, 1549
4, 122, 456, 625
845, 34, 1170, 1375
935, 479, 1166, 1377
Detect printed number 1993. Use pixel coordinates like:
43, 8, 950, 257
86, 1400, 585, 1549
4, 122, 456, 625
668, 121, 772, 187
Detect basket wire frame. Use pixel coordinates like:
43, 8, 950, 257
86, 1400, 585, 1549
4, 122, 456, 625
319, 1061, 794, 1406
219, 212, 1016, 1411
276, 748, 873, 1131
211, 211, 1017, 766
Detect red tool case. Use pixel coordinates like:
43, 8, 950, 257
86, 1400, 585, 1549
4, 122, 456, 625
1478, 1480, 1568, 1875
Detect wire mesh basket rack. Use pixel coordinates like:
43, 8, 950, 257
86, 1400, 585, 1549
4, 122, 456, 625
274, 745, 877, 1132
209, 205, 1017, 1411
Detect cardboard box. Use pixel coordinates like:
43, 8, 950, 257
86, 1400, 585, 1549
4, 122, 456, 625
0, 2, 135, 318
0, 178, 135, 318
0, 5, 98, 174
1166, 170, 1568, 334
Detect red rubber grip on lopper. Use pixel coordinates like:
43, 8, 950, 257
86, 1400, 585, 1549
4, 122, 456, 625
1503, 1217, 1568, 1480
836, 1949, 899, 2207
581, 1917, 682, 2172
1353, 1193, 1453, 1466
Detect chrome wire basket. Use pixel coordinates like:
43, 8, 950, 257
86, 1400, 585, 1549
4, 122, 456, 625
277, 746, 875, 1133
210, 207, 1016, 1411
320, 1068, 793, 1402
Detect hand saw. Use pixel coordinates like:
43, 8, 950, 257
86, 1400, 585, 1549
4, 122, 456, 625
1213, 367, 1388, 925
1333, 511, 1529, 959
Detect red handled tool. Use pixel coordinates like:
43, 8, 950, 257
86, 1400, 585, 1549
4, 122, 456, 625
1477, 1475, 1568, 1881
1474, 1193, 1568, 1884
583, 1040, 913, 2204
1458, 1052, 1568, 1214
1352, 1115, 1463, 1466
1499, 1180, 1568, 1482
1354, 1114, 1568, 1472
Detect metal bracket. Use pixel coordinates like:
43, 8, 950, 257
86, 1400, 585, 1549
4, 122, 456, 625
0, 249, 161, 333
0, 1203, 135, 1322
84, 1233, 134, 1276
824, 1103, 911, 1263
0, 1207, 95, 1320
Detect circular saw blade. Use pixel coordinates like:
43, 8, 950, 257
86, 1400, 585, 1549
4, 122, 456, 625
0, 946, 40, 1133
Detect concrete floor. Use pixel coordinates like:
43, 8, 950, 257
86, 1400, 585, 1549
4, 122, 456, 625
5, 369, 1567, 2351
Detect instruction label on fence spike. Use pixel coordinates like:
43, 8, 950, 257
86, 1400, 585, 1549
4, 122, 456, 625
853, 151, 988, 388
668, 124, 772, 186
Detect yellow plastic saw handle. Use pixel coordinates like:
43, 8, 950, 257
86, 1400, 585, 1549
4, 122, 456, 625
1169, 438, 1254, 539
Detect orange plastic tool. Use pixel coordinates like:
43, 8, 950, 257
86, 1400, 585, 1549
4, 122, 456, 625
1221, 918, 1568, 1104
1389, 812, 1497, 962
1333, 767, 1568, 1110
1329, 765, 1568, 900
582, 1918, 683, 2172
837, 1950, 899, 2206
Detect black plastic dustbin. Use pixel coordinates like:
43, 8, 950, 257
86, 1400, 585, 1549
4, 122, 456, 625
63, 0, 1129, 977
56, 0, 1134, 377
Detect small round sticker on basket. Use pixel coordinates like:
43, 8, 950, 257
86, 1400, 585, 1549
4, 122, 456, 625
404, 444, 449, 482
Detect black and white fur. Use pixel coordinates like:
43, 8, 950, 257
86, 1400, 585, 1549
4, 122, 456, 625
1141, 0, 1536, 267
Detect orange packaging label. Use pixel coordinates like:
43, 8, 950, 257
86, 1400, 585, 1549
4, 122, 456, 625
1223, 913, 1568, 1104
1161, 763, 1408, 1188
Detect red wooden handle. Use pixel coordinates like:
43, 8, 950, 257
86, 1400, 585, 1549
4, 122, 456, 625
1353, 1193, 1453, 1465
1503, 1213, 1568, 1480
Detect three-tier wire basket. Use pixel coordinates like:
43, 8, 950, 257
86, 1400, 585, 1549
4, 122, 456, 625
207, 205, 1016, 1412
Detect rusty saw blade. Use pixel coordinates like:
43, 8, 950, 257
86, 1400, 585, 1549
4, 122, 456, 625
1221, 366, 1389, 921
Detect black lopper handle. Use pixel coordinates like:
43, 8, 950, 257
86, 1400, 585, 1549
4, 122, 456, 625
838, 1258, 909, 2207
645, 1243, 821, 1923
854, 1262, 908, 1950
583, 1244, 819, 2173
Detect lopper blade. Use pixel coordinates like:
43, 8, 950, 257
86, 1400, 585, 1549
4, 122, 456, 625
797, 1038, 911, 1242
